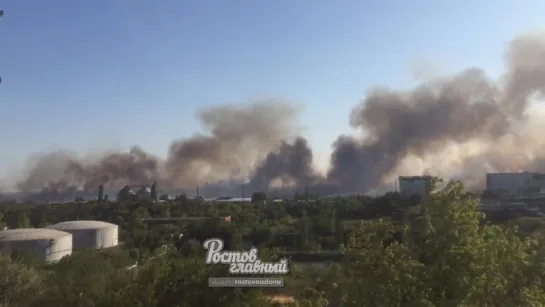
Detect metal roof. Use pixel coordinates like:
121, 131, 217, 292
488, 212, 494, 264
46, 220, 118, 230
138, 186, 151, 193
0, 228, 71, 241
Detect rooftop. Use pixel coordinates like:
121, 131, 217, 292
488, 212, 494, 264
47, 220, 118, 230
0, 228, 71, 241
137, 186, 151, 194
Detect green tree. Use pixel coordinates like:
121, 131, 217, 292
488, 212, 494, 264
0, 255, 43, 307
339, 180, 545, 307
126, 250, 272, 307
34, 208, 48, 228
301, 215, 311, 249
335, 218, 344, 248
17, 212, 30, 228
251, 191, 267, 203
36, 250, 135, 307
0, 212, 6, 230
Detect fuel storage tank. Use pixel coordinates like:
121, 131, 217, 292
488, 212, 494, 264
46, 220, 118, 250
0, 228, 72, 262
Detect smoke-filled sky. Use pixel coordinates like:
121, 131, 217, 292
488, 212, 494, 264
2, 1, 545, 194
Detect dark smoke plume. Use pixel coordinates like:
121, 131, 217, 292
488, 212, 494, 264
328, 33, 545, 190
14, 101, 301, 195
8, 32, 545, 199
249, 137, 318, 191
165, 102, 299, 186
327, 68, 509, 190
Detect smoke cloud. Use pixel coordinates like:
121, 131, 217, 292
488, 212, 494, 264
164, 102, 300, 187
327, 68, 510, 191
326, 32, 545, 191
14, 101, 302, 195
250, 136, 318, 191
8, 32, 545, 199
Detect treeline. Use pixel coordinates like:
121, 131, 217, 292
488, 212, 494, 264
0, 247, 282, 307
2, 180, 545, 305
0, 193, 414, 254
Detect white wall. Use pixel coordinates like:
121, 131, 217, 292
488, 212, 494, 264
46, 234, 73, 261
0, 234, 72, 262
65, 227, 119, 250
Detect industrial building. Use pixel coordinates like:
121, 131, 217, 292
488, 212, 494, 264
0, 228, 72, 262
399, 176, 433, 198
117, 183, 157, 201
486, 172, 545, 196
46, 220, 119, 250
117, 186, 137, 201
137, 186, 151, 199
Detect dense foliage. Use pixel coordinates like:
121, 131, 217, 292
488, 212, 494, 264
1, 179, 545, 306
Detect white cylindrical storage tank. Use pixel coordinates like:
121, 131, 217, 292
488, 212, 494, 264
0, 228, 72, 262
46, 221, 119, 250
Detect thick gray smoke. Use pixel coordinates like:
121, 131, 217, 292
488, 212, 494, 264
9, 32, 545, 199
327, 68, 510, 190
14, 101, 302, 195
164, 102, 299, 187
249, 137, 318, 191
327, 33, 545, 190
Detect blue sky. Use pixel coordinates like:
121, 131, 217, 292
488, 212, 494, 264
1, 0, 545, 180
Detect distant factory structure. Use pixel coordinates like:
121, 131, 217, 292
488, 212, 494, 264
46, 220, 119, 250
142, 216, 232, 224
0, 228, 72, 262
486, 172, 545, 196
117, 182, 158, 202
398, 176, 433, 198
209, 197, 252, 203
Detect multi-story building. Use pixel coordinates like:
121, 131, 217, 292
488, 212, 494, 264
486, 172, 545, 196
398, 176, 433, 198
